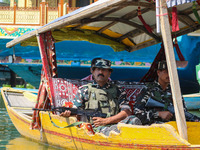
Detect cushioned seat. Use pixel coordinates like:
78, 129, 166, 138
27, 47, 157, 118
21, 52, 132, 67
51, 78, 145, 113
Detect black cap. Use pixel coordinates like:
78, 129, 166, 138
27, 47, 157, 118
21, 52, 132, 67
157, 60, 167, 70
91, 58, 102, 67
92, 58, 113, 71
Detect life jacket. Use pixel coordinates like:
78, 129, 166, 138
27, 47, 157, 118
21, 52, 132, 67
85, 83, 119, 117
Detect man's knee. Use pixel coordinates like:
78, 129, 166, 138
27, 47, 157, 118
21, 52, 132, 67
120, 115, 142, 125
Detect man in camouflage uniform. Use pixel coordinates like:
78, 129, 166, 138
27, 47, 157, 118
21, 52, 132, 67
134, 60, 200, 125
81, 57, 111, 81
61, 58, 141, 135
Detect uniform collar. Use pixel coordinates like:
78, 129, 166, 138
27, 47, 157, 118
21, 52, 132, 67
92, 80, 112, 89
154, 80, 170, 91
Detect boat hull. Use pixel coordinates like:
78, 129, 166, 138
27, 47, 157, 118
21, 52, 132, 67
2, 88, 200, 150
184, 93, 200, 110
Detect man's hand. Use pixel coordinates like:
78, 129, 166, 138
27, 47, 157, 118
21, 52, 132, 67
158, 111, 173, 121
92, 109, 130, 127
92, 117, 109, 127
60, 110, 71, 117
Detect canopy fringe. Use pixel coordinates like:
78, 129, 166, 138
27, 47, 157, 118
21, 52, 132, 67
172, 6, 179, 32
138, 6, 152, 33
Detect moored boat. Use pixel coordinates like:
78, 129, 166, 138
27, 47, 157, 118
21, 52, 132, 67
184, 93, 200, 110
2, 87, 200, 149
3, 0, 200, 149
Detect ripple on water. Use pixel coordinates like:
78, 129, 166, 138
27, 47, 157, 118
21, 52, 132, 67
0, 108, 20, 149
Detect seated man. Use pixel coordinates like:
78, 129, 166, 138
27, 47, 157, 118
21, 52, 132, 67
61, 58, 141, 135
81, 57, 111, 81
134, 60, 200, 125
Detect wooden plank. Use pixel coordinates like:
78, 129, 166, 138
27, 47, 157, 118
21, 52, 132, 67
159, 0, 188, 140
6, 92, 35, 108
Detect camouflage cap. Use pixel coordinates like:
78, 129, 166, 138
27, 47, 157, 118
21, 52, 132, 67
157, 60, 167, 70
91, 58, 102, 67
92, 58, 113, 71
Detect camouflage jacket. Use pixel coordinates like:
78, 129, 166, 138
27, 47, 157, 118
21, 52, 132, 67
73, 81, 131, 113
133, 80, 187, 125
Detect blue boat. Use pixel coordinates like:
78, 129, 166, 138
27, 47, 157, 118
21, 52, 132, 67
1, 34, 200, 94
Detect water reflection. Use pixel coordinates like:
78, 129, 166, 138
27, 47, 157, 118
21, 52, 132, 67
6, 137, 64, 150
0, 108, 20, 149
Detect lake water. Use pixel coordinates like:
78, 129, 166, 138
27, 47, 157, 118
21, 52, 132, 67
0, 98, 64, 150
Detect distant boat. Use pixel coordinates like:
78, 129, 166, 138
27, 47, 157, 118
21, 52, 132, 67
1, 34, 200, 95
184, 93, 200, 110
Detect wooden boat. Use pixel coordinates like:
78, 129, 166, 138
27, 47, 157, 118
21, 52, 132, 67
3, 0, 200, 149
2, 87, 200, 149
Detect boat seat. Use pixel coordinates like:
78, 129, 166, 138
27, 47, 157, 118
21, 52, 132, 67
52, 78, 145, 113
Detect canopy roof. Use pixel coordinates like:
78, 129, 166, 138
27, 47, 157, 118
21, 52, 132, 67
6, 0, 200, 52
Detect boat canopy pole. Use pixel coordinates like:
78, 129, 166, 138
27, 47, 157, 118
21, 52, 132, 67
159, 0, 188, 140
36, 30, 56, 106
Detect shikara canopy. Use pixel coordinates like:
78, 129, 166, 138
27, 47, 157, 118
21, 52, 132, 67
6, 0, 200, 52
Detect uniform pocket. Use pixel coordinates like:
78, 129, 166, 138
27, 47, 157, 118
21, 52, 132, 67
98, 91, 109, 108
99, 100, 110, 108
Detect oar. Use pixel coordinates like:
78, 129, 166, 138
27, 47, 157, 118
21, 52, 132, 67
159, 0, 188, 140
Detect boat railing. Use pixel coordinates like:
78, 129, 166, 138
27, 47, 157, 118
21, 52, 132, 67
0, 2, 80, 26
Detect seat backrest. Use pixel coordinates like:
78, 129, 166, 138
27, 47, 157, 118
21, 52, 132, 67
116, 82, 144, 111
52, 78, 144, 112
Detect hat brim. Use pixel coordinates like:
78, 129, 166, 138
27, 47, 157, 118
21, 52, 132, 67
92, 66, 113, 71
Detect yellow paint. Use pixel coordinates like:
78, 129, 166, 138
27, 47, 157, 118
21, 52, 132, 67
122, 38, 135, 46
20, 25, 137, 51
166, 122, 200, 145
0, 33, 5, 36
2, 87, 200, 150
135, 62, 142, 66
23, 91, 37, 102
80, 26, 101, 31
102, 29, 122, 38
4, 27, 16, 32
64, 25, 77, 28
1, 89, 41, 142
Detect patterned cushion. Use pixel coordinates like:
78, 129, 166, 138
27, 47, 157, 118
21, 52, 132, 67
52, 78, 144, 112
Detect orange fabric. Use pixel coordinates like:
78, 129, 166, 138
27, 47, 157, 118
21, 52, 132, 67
80, 123, 95, 135
63, 101, 73, 107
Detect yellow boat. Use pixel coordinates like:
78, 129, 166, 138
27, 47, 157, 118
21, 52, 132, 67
2, 87, 200, 149
3, 0, 200, 149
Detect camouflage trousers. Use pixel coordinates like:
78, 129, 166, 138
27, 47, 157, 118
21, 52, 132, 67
95, 115, 142, 136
